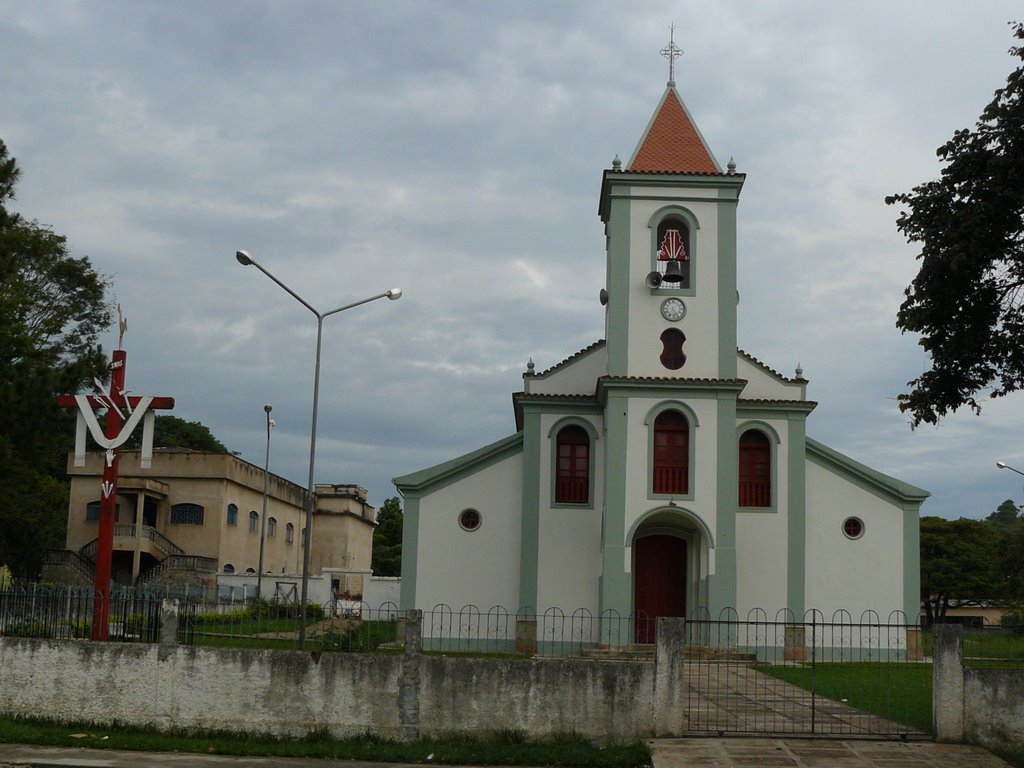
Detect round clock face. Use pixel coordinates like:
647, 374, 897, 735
660, 297, 686, 322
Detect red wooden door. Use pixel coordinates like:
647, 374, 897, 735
633, 535, 687, 643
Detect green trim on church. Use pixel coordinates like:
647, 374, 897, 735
393, 432, 524, 494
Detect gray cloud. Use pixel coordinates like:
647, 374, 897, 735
2, 1, 1022, 518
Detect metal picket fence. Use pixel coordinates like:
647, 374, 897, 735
681, 608, 930, 738
0, 584, 165, 642
420, 604, 645, 657
960, 619, 1024, 669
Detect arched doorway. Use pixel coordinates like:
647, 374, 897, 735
633, 534, 687, 643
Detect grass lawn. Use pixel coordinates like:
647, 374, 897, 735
760, 660, 1024, 768
184, 616, 400, 652
0, 716, 651, 767
759, 662, 933, 734
921, 628, 1024, 668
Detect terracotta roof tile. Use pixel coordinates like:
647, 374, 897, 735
629, 88, 719, 174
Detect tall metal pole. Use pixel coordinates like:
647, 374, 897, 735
298, 316, 325, 648
256, 404, 273, 601
234, 250, 400, 650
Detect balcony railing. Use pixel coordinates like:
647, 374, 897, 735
739, 481, 771, 508
652, 466, 687, 495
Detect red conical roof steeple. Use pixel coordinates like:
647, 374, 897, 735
627, 86, 721, 175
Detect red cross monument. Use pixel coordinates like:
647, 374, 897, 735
57, 317, 173, 641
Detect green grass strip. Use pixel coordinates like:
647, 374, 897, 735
0, 716, 651, 767
759, 662, 932, 734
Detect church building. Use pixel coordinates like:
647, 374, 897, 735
394, 64, 927, 634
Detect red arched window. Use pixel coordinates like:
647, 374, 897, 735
653, 410, 689, 495
556, 425, 590, 504
739, 429, 771, 507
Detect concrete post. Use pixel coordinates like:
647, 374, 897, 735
653, 617, 687, 736
932, 623, 964, 743
515, 618, 537, 655
158, 599, 179, 659
398, 609, 422, 741
784, 624, 806, 662
906, 627, 924, 661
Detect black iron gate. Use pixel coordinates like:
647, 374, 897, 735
681, 611, 930, 738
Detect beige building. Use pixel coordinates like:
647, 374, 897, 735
46, 448, 376, 598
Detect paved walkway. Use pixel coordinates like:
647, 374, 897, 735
0, 740, 1015, 768
648, 738, 1012, 767
0, 743, 420, 767
679, 661, 927, 737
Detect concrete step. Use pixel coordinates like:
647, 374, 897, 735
581, 643, 655, 660
580, 643, 758, 662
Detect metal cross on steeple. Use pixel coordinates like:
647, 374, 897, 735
660, 23, 683, 86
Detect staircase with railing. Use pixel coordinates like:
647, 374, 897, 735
139, 555, 218, 585
63, 526, 216, 588
42, 549, 96, 584
79, 524, 185, 563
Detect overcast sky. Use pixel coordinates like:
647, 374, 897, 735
3, 1, 1022, 521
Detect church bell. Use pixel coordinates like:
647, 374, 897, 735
662, 258, 685, 283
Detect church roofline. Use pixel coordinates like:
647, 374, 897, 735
806, 437, 930, 504
597, 376, 748, 403
599, 168, 745, 221
600, 375, 748, 386
738, 398, 818, 413
528, 339, 606, 379
737, 348, 807, 384
515, 393, 599, 401
392, 431, 523, 495
610, 168, 733, 178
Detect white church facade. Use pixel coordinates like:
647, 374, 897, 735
394, 77, 927, 636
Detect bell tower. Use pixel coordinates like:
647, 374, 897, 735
598, 52, 744, 381
596, 34, 747, 621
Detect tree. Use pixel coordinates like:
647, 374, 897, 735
985, 498, 1021, 535
887, 23, 1024, 426
125, 415, 230, 453
0, 139, 112, 577
919, 516, 1001, 625
1003, 524, 1024, 608
371, 496, 403, 577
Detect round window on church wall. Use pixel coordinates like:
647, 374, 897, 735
842, 517, 864, 540
459, 508, 481, 532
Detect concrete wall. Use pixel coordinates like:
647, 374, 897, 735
933, 624, 1024, 753
0, 606, 686, 743
364, 576, 401, 607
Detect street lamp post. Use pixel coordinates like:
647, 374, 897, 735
235, 250, 401, 649
996, 461, 1024, 478
256, 403, 274, 602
